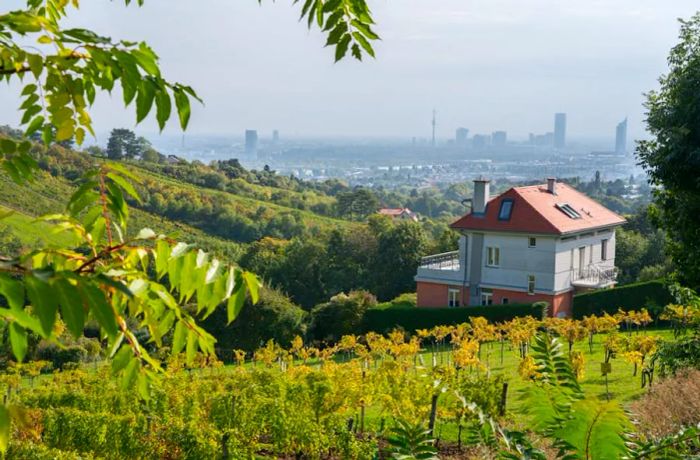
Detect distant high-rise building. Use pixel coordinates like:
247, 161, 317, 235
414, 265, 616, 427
245, 130, 258, 155
554, 113, 566, 149
455, 127, 469, 146
529, 132, 554, 146
472, 134, 489, 149
615, 118, 627, 154
272, 129, 279, 144
492, 131, 507, 147
431, 109, 437, 147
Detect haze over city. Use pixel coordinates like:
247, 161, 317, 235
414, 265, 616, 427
1, 0, 698, 142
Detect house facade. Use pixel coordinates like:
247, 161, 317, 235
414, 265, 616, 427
415, 178, 626, 317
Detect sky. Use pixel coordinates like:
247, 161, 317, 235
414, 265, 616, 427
1, 0, 698, 143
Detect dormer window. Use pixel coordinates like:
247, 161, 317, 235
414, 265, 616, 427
556, 203, 581, 219
498, 199, 514, 220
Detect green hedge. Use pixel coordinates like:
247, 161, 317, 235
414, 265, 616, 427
361, 304, 544, 334
572, 280, 673, 319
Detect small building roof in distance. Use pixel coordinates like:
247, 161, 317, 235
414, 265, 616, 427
451, 182, 626, 235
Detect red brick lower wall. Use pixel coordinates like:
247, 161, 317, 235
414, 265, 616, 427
416, 282, 468, 308
416, 282, 573, 317
489, 288, 573, 317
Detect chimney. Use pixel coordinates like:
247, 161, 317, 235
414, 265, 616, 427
547, 177, 557, 195
472, 178, 490, 214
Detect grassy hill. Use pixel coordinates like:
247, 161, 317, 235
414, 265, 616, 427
0, 143, 356, 260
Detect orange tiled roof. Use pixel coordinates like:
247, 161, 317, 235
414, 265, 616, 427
379, 208, 413, 216
450, 183, 626, 235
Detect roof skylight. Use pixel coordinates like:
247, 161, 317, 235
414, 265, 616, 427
556, 203, 581, 219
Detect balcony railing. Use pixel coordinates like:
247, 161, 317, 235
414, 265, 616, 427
572, 265, 618, 287
420, 251, 460, 271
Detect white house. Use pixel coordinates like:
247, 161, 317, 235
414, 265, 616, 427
415, 178, 626, 317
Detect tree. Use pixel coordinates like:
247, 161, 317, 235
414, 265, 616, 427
336, 188, 380, 220
106, 128, 137, 159
637, 13, 700, 290
372, 221, 427, 301
0, 0, 378, 450
309, 290, 376, 342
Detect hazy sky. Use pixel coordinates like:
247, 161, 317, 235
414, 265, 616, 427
1, 0, 698, 142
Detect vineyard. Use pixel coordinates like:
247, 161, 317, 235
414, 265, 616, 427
4, 309, 697, 459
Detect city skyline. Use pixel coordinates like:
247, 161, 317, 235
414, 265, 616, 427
0, 0, 698, 140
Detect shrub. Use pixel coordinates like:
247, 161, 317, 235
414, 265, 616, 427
35, 344, 87, 370
375, 292, 417, 310
573, 280, 673, 319
309, 290, 377, 342
362, 304, 543, 334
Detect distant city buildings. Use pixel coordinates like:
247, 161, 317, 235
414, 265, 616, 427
455, 127, 469, 146
529, 132, 554, 146
272, 129, 279, 144
554, 113, 566, 149
245, 129, 258, 155
615, 118, 627, 154
492, 131, 507, 147
472, 134, 490, 149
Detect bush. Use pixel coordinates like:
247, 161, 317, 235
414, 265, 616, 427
309, 290, 377, 342
375, 292, 417, 310
572, 280, 673, 319
361, 304, 544, 334
631, 369, 700, 438
35, 344, 87, 369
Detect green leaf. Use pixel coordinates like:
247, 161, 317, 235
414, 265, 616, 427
80, 282, 118, 339
186, 328, 197, 363
243, 271, 261, 304
111, 345, 132, 374
227, 285, 246, 324
136, 79, 156, 123
9, 323, 28, 362
335, 33, 352, 62
25, 115, 44, 137
0, 274, 24, 311
172, 320, 186, 355
25, 275, 57, 337
26, 54, 43, 79
154, 85, 172, 131
54, 277, 85, 339
352, 31, 375, 57
106, 172, 141, 203
0, 405, 9, 455
174, 88, 191, 130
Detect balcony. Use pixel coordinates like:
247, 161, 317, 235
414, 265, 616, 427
420, 251, 460, 270
415, 250, 465, 284
571, 265, 618, 288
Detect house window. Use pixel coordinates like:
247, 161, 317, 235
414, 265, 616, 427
502, 298, 509, 305
601, 239, 608, 261
527, 275, 536, 295
528, 237, 536, 248
486, 247, 500, 267
448, 288, 460, 307
498, 199, 514, 220
481, 290, 493, 306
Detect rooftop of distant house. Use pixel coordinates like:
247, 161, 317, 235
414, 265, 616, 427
451, 179, 626, 235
